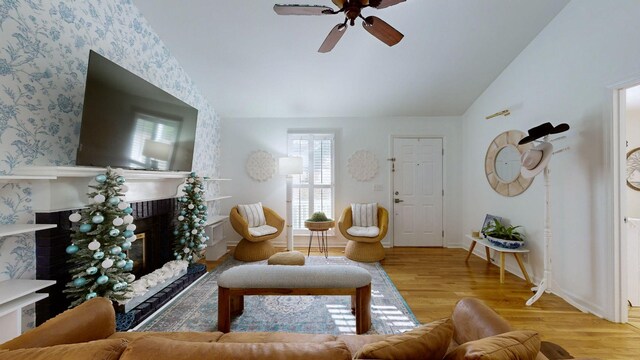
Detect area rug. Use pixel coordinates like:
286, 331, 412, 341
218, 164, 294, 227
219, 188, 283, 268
135, 256, 419, 335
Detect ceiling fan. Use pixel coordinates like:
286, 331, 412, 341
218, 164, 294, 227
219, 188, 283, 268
273, 0, 406, 53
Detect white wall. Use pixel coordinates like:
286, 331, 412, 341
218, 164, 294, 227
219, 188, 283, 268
461, 0, 640, 320
221, 117, 462, 249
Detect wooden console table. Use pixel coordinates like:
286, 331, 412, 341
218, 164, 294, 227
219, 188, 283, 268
464, 234, 531, 284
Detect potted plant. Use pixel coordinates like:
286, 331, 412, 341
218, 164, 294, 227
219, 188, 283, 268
481, 218, 525, 249
304, 212, 334, 230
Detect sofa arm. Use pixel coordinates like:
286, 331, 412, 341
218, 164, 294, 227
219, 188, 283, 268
0, 297, 116, 350
450, 298, 513, 345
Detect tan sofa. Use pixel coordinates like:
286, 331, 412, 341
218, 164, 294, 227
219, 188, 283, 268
0, 297, 584, 360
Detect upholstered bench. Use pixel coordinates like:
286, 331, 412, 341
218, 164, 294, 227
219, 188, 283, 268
217, 265, 372, 334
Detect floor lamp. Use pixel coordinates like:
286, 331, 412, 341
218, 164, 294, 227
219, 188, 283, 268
279, 157, 303, 251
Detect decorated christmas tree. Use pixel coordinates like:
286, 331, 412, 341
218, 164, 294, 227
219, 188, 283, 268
64, 168, 136, 307
173, 172, 209, 263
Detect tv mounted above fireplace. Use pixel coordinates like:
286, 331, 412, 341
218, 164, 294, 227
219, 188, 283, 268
76, 50, 198, 171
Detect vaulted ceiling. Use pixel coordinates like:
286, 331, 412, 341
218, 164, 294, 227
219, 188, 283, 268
132, 0, 569, 119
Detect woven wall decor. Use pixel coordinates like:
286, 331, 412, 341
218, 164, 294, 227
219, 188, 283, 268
246, 150, 276, 182
347, 150, 378, 181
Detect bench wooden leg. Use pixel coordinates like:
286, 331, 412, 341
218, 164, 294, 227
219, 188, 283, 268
230, 294, 244, 316
513, 253, 532, 284
485, 247, 491, 264
355, 284, 371, 334
218, 286, 231, 333
499, 252, 505, 284
465, 240, 477, 262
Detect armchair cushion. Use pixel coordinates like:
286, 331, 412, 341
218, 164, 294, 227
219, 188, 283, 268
237, 202, 266, 227
347, 226, 380, 238
249, 225, 278, 237
351, 203, 378, 227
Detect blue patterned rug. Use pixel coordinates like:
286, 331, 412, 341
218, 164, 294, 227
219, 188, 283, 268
135, 256, 419, 335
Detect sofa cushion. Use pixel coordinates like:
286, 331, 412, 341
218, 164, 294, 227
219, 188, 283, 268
249, 224, 278, 237
119, 336, 352, 360
0, 297, 116, 350
351, 203, 378, 227
354, 318, 454, 360
238, 202, 266, 227
443, 330, 540, 360
108, 331, 223, 343
0, 338, 128, 360
347, 226, 380, 237
336, 334, 387, 355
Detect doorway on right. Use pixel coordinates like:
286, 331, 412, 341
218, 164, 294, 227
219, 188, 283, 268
392, 137, 444, 247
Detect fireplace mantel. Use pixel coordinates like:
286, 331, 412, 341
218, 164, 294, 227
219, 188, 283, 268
12, 166, 190, 212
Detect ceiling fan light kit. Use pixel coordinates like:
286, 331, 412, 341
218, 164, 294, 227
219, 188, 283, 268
274, 0, 406, 52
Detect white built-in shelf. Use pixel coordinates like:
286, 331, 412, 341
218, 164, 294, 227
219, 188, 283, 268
203, 178, 231, 181
205, 196, 232, 202
0, 175, 56, 183
0, 224, 57, 237
0, 279, 56, 343
0, 279, 56, 310
205, 215, 229, 227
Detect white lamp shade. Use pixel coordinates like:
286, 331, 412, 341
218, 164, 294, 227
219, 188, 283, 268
142, 139, 172, 161
279, 157, 303, 175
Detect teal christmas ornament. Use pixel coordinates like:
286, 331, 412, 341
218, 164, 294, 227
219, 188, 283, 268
91, 214, 104, 224
109, 228, 120, 237
118, 253, 127, 259
123, 207, 133, 214
73, 277, 87, 287
197, 243, 206, 250
173, 230, 179, 236
198, 205, 204, 210
79, 223, 92, 233
66, 244, 79, 254
176, 255, 182, 260
93, 251, 105, 260
180, 210, 186, 216
116, 260, 126, 268
190, 172, 196, 177
180, 239, 185, 244
110, 246, 122, 255
96, 275, 109, 285
116, 176, 125, 184
108, 197, 120, 205
86, 266, 98, 275
86, 292, 97, 300
95, 174, 107, 183
123, 230, 134, 238
121, 241, 132, 250
124, 261, 133, 271
187, 255, 193, 261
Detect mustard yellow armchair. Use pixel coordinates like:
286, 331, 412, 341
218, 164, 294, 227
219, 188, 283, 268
230, 206, 284, 261
338, 205, 388, 262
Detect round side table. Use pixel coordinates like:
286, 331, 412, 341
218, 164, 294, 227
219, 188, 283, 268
304, 220, 335, 258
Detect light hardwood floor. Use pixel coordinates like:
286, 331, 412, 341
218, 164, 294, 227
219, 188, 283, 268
206, 247, 640, 360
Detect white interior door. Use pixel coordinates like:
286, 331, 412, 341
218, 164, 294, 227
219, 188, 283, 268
393, 138, 443, 247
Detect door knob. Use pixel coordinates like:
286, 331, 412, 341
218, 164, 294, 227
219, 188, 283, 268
394, 199, 404, 203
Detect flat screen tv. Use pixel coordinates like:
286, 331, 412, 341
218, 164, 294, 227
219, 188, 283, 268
76, 50, 198, 171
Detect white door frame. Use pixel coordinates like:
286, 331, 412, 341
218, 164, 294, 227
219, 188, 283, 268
389, 135, 446, 247
611, 77, 640, 323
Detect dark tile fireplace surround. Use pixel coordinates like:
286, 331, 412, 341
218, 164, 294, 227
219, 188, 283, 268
35, 198, 205, 328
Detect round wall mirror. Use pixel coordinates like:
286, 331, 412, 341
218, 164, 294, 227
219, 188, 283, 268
495, 145, 521, 183
485, 130, 534, 197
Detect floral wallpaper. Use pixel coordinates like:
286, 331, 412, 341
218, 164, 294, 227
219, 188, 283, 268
0, 0, 221, 330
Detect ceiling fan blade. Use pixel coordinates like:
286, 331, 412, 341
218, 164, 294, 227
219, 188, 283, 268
362, 16, 403, 46
318, 24, 347, 53
273, 4, 334, 15
368, 0, 405, 9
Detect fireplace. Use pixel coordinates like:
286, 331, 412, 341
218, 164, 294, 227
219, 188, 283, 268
34, 198, 182, 324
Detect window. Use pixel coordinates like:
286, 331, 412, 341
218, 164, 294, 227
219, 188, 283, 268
288, 133, 334, 232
